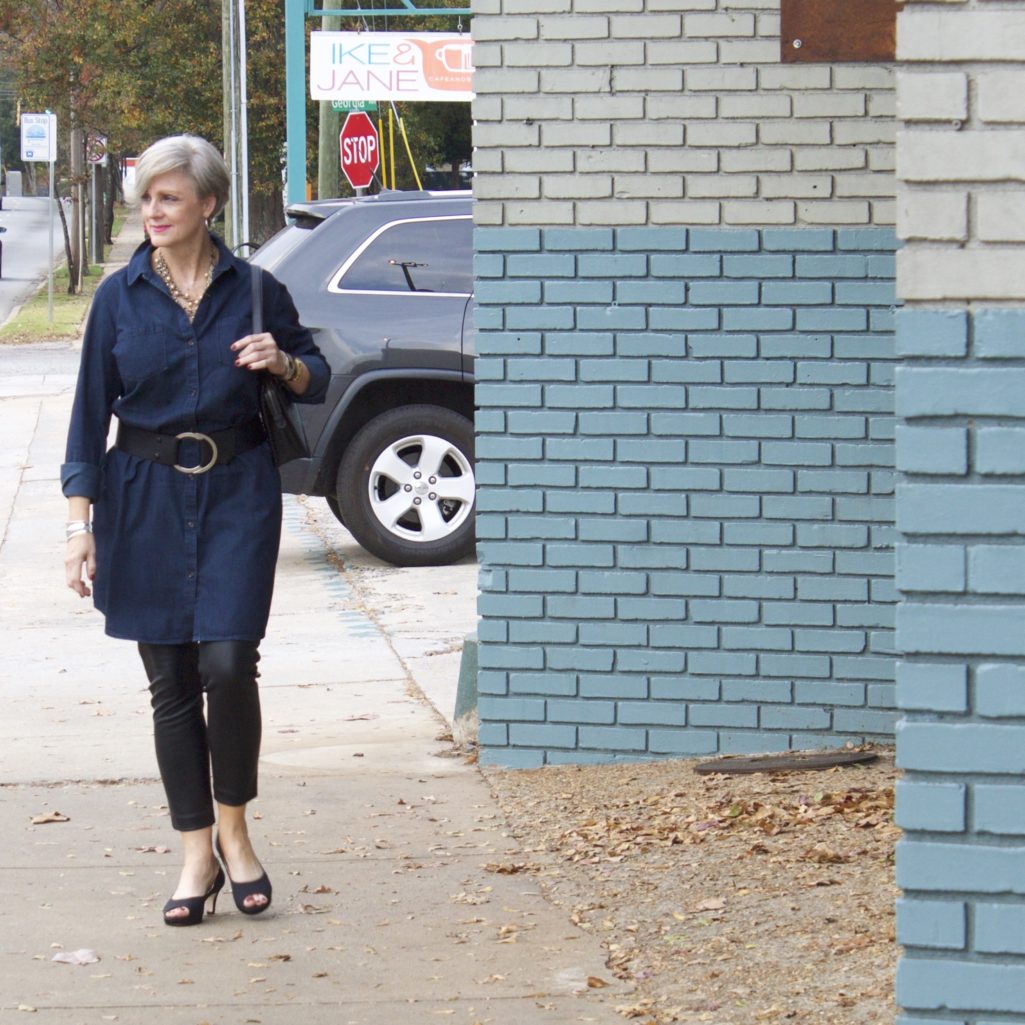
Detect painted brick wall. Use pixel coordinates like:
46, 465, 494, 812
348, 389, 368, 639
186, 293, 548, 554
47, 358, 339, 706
471, 0, 895, 229
895, 2, 1025, 1021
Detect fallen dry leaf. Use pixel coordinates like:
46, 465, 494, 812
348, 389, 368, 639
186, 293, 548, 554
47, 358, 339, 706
31, 811, 69, 825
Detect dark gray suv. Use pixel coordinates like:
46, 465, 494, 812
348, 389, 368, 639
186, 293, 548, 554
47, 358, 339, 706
251, 190, 475, 567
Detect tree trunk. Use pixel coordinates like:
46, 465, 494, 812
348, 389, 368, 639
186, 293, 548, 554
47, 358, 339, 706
53, 178, 77, 294
248, 189, 285, 251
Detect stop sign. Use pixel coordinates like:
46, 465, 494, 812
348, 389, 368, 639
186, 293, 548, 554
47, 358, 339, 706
339, 112, 380, 190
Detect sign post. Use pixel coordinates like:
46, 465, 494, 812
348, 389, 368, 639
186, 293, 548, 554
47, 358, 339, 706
21, 112, 57, 326
339, 112, 380, 193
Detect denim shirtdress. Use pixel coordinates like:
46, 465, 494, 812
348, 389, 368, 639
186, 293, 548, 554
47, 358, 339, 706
61, 236, 329, 644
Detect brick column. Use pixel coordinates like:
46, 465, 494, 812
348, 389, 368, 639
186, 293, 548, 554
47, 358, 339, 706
895, 2, 1025, 1019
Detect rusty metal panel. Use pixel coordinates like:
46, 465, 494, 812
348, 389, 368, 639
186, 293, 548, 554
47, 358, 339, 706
780, 0, 899, 63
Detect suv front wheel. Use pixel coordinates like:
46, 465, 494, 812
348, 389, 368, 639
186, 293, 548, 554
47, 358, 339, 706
335, 405, 476, 567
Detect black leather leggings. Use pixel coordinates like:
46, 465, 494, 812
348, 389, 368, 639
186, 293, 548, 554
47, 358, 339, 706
138, 641, 262, 832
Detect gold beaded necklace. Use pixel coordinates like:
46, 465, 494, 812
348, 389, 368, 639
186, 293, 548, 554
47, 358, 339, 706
154, 246, 216, 322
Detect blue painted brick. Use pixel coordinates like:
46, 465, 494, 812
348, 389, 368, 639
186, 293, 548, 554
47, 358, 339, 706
509, 723, 577, 748
795, 254, 868, 278
508, 672, 577, 696
579, 518, 648, 542
578, 569, 655, 593
760, 334, 831, 358
976, 427, 1025, 475
765, 495, 833, 521
796, 363, 867, 386
546, 439, 615, 463
722, 526, 795, 551
796, 523, 868, 548
896, 836, 1025, 895
975, 308, 1025, 359
546, 280, 615, 304
690, 599, 759, 623
650, 676, 720, 700
475, 227, 541, 252
689, 651, 758, 675
835, 388, 893, 413
793, 414, 866, 440
689, 228, 761, 252
616, 384, 687, 408
543, 227, 614, 251
477, 542, 544, 567
578, 725, 648, 750
765, 550, 834, 573
689, 703, 758, 727
795, 628, 865, 653
761, 387, 832, 411
762, 281, 834, 305
474, 253, 505, 278
474, 307, 504, 330
650, 467, 720, 490
896, 544, 965, 593
723, 307, 795, 330
652, 521, 724, 545
723, 413, 793, 439
619, 438, 685, 462
724, 468, 794, 493
580, 465, 647, 489
894, 1018, 964, 1025
836, 551, 893, 575
762, 228, 835, 251
478, 620, 508, 642
578, 253, 649, 278
616, 281, 686, 305
690, 439, 759, 463
547, 699, 616, 724
545, 544, 615, 568
897, 368, 1025, 418
650, 307, 721, 330
546, 595, 616, 619
838, 604, 894, 628
617, 701, 688, 726
898, 721, 1025, 773
974, 785, 1025, 836
975, 903, 1025, 955
617, 597, 688, 621
507, 253, 575, 278
476, 383, 543, 408
618, 649, 686, 672
579, 306, 649, 330
896, 426, 968, 475
690, 494, 760, 519
653, 360, 723, 383
545, 384, 615, 409
688, 281, 760, 306
650, 623, 718, 648
476, 490, 544, 513
616, 227, 688, 251
507, 465, 576, 488
895, 779, 966, 831
506, 306, 576, 330
475, 280, 543, 305
795, 308, 868, 331
649, 571, 720, 596
580, 674, 649, 699
477, 670, 508, 696
976, 663, 1025, 718
834, 654, 894, 680
836, 228, 898, 251
868, 683, 896, 707
579, 411, 649, 434
477, 723, 509, 746
722, 679, 792, 702
719, 732, 795, 754
688, 333, 758, 358
969, 545, 1025, 595
896, 899, 966, 950
506, 568, 577, 592
899, 483, 1025, 536
899, 604, 1025, 656
836, 280, 896, 305
478, 696, 546, 721
511, 621, 578, 644
793, 681, 863, 705
648, 729, 719, 754
722, 626, 793, 651
579, 622, 648, 646
617, 333, 686, 358
868, 254, 896, 277
508, 357, 577, 382
897, 956, 1025, 1013
477, 331, 543, 356
725, 362, 795, 385
896, 662, 968, 712
723, 254, 794, 278
761, 706, 831, 730
479, 645, 544, 671
476, 436, 544, 460
507, 411, 577, 434
691, 547, 760, 571
545, 331, 615, 356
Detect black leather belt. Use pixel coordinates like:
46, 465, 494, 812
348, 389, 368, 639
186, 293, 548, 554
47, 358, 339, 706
116, 419, 266, 475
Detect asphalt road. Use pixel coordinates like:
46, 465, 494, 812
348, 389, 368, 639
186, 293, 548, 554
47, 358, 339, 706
0, 195, 66, 327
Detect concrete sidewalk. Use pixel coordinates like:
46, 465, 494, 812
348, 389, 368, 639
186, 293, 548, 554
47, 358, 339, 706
0, 214, 629, 1022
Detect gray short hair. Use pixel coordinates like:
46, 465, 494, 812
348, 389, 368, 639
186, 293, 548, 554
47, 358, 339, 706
131, 135, 230, 219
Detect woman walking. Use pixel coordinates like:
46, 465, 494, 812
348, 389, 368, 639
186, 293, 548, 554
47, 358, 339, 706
62, 135, 329, 926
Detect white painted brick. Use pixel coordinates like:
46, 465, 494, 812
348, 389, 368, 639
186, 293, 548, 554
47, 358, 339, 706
721, 149, 792, 172
472, 0, 501, 14
718, 94, 792, 118
647, 40, 719, 64
503, 95, 573, 120
871, 200, 895, 226
539, 14, 609, 38
611, 13, 682, 36
577, 199, 649, 225
799, 200, 871, 224
899, 9, 1025, 62
648, 148, 720, 173
896, 72, 968, 122
835, 173, 896, 199
545, 174, 613, 199
757, 13, 781, 36
575, 94, 644, 120
724, 0, 776, 9
474, 122, 540, 147
687, 122, 758, 147
687, 174, 758, 197
685, 11, 756, 36
868, 93, 896, 118
761, 174, 833, 199
834, 121, 896, 145
474, 175, 542, 200
472, 17, 538, 40
978, 72, 1025, 123
468, 42, 502, 67
575, 41, 645, 65
472, 150, 504, 173
649, 200, 722, 224
759, 121, 832, 145
475, 68, 540, 93
504, 0, 570, 9
896, 191, 968, 241
503, 42, 573, 66
759, 66, 831, 90
648, 0, 715, 10
792, 92, 867, 118
539, 68, 611, 92
613, 67, 684, 91
869, 148, 896, 172
614, 175, 686, 198
540, 122, 612, 146
578, 149, 646, 172
505, 148, 575, 172
795, 147, 867, 171
575, 0, 640, 10
978, 192, 1025, 242
507, 201, 576, 225
718, 39, 781, 63
723, 200, 797, 224
899, 130, 1025, 182
471, 96, 503, 121
833, 66, 894, 90
899, 248, 1025, 301
615, 122, 687, 147
647, 95, 718, 119
473, 202, 504, 226
686, 66, 758, 91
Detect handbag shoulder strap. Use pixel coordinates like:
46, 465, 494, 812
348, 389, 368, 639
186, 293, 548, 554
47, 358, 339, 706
250, 263, 263, 335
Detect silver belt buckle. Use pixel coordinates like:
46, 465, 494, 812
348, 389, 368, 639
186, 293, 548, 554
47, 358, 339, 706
174, 431, 218, 475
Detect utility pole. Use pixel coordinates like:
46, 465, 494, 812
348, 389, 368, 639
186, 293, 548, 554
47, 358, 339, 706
70, 123, 84, 290
317, 14, 341, 201
222, 0, 250, 250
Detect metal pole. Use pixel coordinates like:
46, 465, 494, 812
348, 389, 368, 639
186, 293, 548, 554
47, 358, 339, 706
238, 0, 250, 245
285, 0, 307, 207
317, 14, 341, 201
47, 158, 54, 326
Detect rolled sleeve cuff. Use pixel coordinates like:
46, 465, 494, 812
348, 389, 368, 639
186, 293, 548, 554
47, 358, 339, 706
294, 356, 331, 405
61, 462, 101, 500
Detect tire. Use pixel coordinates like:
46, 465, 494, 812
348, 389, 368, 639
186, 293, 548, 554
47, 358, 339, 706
325, 493, 346, 526
336, 405, 476, 567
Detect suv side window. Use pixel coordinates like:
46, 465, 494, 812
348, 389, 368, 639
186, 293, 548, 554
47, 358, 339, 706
333, 216, 472, 296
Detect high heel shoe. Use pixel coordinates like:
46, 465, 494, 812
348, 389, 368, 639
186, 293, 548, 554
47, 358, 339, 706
215, 837, 272, 915
162, 866, 226, 927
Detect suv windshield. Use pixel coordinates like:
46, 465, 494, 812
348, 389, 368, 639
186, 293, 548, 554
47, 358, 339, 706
333, 216, 472, 295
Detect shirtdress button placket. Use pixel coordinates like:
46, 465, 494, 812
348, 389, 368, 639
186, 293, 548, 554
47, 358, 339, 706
182, 325, 201, 623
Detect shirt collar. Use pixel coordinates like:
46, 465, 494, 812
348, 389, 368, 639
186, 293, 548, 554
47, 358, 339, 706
126, 232, 244, 286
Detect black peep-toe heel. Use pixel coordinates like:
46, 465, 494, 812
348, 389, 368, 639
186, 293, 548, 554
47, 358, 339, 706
215, 837, 272, 915
162, 866, 226, 927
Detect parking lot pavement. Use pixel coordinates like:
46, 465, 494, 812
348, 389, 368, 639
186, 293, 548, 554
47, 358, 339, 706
0, 348, 630, 1023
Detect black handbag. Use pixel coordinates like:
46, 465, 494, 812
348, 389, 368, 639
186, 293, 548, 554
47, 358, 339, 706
251, 265, 310, 467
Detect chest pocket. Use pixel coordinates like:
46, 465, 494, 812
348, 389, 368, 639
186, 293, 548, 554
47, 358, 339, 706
113, 327, 171, 388
204, 314, 251, 369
